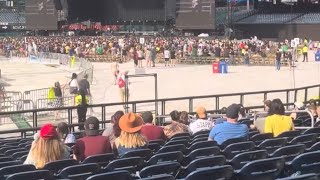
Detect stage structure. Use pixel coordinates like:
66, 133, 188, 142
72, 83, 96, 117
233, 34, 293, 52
124, 73, 158, 115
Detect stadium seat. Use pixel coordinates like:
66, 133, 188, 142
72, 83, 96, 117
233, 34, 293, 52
121, 149, 152, 160
140, 174, 175, 180
148, 143, 161, 152
178, 156, 226, 178
303, 127, 320, 135
11, 151, 29, 160
0, 157, 13, 162
235, 157, 285, 180
81, 153, 115, 167
170, 133, 190, 139
306, 142, 320, 152
6, 170, 54, 180
187, 140, 218, 152
183, 165, 234, 180
0, 146, 17, 154
157, 144, 186, 154
4, 148, 26, 156
169, 136, 191, 142
0, 161, 21, 168
149, 140, 165, 146
104, 157, 145, 174
277, 173, 319, 180
222, 141, 255, 160
250, 133, 273, 146
139, 162, 181, 178
258, 138, 287, 155
86, 170, 132, 180
3, 142, 20, 147
165, 139, 189, 147
289, 134, 317, 148
190, 137, 208, 144
147, 151, 184, 166
229, 150, 268, 170
43, 159, 79, 174
58, 163, 99, 179
191, 134, 209, 141
191, 130, 210, 138
220, 137, 247, 150
270, 144, 306, 162
0, 164, 36, 180
287, 151, 320, 175
278, 130, 301, 141
185, 146, 221, 164
19, 155, 28, 162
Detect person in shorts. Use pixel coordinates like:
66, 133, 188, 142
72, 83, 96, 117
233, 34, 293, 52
164, 48, 170, 67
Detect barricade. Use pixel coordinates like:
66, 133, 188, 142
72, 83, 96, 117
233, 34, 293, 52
0, 100, 34, 125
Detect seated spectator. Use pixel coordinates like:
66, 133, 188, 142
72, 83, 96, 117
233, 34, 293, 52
253, 100, 271, 133
264, 99, 294, 137
189, 106, 213, 134
24, 124, 70, 169
57, 122, 76, 144
73, 117, 112, 162
291, 102, 309, 120
164, 110, 190, 139
102, 111, 124, 145
208, 104, 249, 145
140, 111, 165, 141
179, 111, 190, 125
114, 113, 148, 156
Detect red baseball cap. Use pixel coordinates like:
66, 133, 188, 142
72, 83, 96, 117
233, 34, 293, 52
40, 124, 58, 140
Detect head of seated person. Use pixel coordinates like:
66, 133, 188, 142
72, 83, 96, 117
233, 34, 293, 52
140, 111, 165, 141
189, 106, 213, 134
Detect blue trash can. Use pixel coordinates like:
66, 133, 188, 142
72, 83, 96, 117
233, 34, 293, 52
315, 52, 320, 62
219, 60, 228, 74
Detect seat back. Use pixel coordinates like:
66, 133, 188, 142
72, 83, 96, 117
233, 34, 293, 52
306, 142, 320, 152
148, 143, 161, 152
220, 137, 247, 149
184, 165, 234, 180
290, 134, 317, 148
140, 174, 175, 180
290, 151, 320, 175
43, 159, 79, 174
184, 146, 221, 165
237, 157, 285, 180
82, 153, 115, 167
303, 127, 320, 135
105, 157, 145, 173
258, 138, 287, 154
180, 156, 226, 178
170, 133, 190, 140
149, 140, 165, 146
190, 137, 208, 144
230, 150, 268, 170
250, 133, 273, 146
0, 164, 36, 179
169, 136, 190, 142
278, 130, 301, 141
271, 144, 306, 162
0, 157, 13, 162
157, 144, 186, 154
191, 130, 210, 138
147, 151, 184, 166
4, 148, 26, 156
6, 170, 54, 180
0, 161, 21, 168
86, 170, 132, 180
11, 151, 29, 160
121, 149, 152, 160
277, 173, 319, 180
222, 141, 255, 160
58, 163, 99, 179
165, 139, 189, 147
139, 162, 181, 178
188, 140, 217, 152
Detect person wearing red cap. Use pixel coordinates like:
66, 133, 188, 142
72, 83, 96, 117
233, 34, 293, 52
24, 124, 70, 169
114, 113, 148, 157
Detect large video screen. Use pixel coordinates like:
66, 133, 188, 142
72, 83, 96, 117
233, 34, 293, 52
175, 0, 216, 30
25, 0, 58, 30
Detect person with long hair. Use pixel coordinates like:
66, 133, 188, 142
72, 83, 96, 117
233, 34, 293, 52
24, 124, 70, 169
163, 110, 190, 139
102, 111, 124, 145
53, 82, 62, 120
179, 111, 190, 125
264, 99, 294, 137
75, 89, 89, 130
114, 113, 148, 156
57, 122, 76, 144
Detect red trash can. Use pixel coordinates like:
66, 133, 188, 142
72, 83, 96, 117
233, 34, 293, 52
212, 62, 220, 73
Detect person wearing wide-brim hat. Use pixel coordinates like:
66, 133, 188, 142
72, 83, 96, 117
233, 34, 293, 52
114, 113, 148, 156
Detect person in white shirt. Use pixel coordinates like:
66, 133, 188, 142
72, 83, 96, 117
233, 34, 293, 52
68, 73, 78, 95
164, 48, 170, 67
189, 106, 213, 134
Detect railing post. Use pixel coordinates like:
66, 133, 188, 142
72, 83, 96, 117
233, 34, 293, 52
304, 88, 308, 103
240, 94, 244, 105
132, 103, 137, 113
215, 97, 220, 110
263, 93, 267, 102
101, 106, 105, 129
294, 89, 298, 103
161, 101, 166, 115
286, 90, 290, 109
189, 98, 193, 113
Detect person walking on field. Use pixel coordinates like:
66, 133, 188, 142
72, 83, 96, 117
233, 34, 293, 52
275, 49, 282, 71
302, 44, 308, 62
164, 48, 170, 67
75, 89, 89, 130
111, 61, 120, 85
117, 71, 129, 108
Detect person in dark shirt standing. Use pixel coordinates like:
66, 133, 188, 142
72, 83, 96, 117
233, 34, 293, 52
140, 111, 165, 141
73, 117, 112, 162
78, 74, 92, 114
275, 49, 282, 71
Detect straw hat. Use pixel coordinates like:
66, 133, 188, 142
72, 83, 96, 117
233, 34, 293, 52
119, 113, 144, 133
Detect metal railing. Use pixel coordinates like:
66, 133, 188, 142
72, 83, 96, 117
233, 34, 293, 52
0, 83, 319, 137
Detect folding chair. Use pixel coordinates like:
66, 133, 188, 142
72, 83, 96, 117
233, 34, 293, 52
184, 165, 234, 180
139, 162, 181, 178
86, 170, 131, 180
229, 150, 268, 170
235, 157, 285, 180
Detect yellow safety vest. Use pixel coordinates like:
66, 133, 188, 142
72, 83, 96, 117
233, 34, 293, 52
48, 87, 56, 102
302, 46, 308, 53
75, 95, 89, 106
